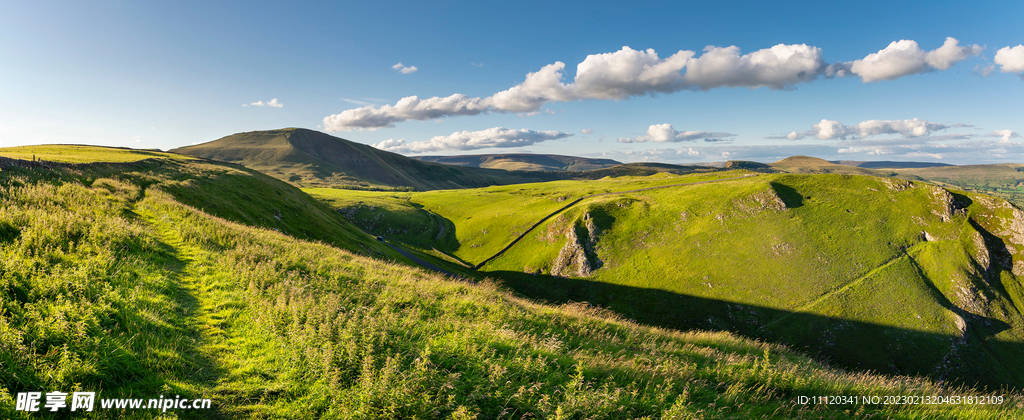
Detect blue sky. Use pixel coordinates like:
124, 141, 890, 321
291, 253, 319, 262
2, 1, 1023, 164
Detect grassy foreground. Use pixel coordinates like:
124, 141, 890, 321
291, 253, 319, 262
0, 152, 1021, 418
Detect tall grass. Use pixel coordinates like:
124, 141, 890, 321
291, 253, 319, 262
0, 159, 1021, 418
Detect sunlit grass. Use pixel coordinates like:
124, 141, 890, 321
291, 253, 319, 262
0, 157, 1021, 418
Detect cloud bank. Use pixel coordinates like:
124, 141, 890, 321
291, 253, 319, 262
782, 118, 963, 140
371, 127, 572, 154
325, 38, 982, 131
617, 124, 736, 143
601, 133, 1021, 165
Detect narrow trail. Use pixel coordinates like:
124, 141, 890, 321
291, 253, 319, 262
133, 196, 228, 417
472, 174, 757, 269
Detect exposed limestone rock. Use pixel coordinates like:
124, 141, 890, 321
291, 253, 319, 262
551, 213, 603, 278
970, 230, 990, 271
736, 190, 787, 214
1000, 207, 1024, 247
927, 186, 967, 222
881, 178, 914, 191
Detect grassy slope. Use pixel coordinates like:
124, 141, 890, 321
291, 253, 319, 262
2, 150, 1021, 418
310, 171, 1024, 391
0, 144, 193, 163
307, 171, 745, 264
486, 174, 1024, 389
171, 128, 564, 191
770, 156, 886, 176
896, 164, 1024, 208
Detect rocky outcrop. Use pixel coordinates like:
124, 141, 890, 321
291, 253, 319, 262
551, 213, 603, 278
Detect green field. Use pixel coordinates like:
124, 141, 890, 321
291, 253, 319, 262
895, 164, 1024, 208
3, 147, 1022, 418
310, 170, 1024, 391
0, 144, 194, 164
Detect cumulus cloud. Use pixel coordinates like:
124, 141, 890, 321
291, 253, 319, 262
617, 124, 736, 143
324, 94, 490, 130
325, 44, 827, 130
371, 127, 572, 154
846, 38, 982, 82
784, 118, 961, 140
243, 98, 283, 108
392, 63, 418, 74
325, 38, 980, 131
995, 45, 1024, 74
581, 128, 594, 134
682, 44, 825, 90
988, 129, 1020, 143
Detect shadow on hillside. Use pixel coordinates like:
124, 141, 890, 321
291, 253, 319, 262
770, 182, 804, 208
487, 270, 1023, 391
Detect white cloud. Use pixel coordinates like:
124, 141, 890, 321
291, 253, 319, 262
324, 94, 490, 131
598, 133, 1024, 165
581, 128, 594, 134
847, 38, 982, 82
244, 98, 283, 108
994, 45, 1024, 74
784, 118, 959, 140
617, 124, 736, 143
392, 63, 418, 74
471, 62, 484, 67
569, 47, 693, 99
371, 127, 572, 154
988, 129, 1020, 143
681, 44, 825, 90
325, 38, 981, 131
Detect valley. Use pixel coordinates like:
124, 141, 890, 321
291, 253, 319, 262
1, 141, 1023, 418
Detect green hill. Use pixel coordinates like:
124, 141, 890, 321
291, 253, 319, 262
770, 155, 886, 176
311, 171, 1024, 391
413, 154, 621, 171
895, 164, 1024, 208
170, 128, 564, 190
4, 146, 1021, 418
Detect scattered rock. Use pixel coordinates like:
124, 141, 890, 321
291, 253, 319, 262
881, 178, 914, 191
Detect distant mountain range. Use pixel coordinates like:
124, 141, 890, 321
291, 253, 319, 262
173, 128, 718, 190
170, 128, 565, 190
412, 154, 621, 171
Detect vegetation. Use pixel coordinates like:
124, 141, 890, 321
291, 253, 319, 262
312, 170, 1024, 392
0, 144, 193, 163
170, 128, 567, 191
2, 147, 1021, 418
895, 164, 1024, 208
172, 128, 724, 191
